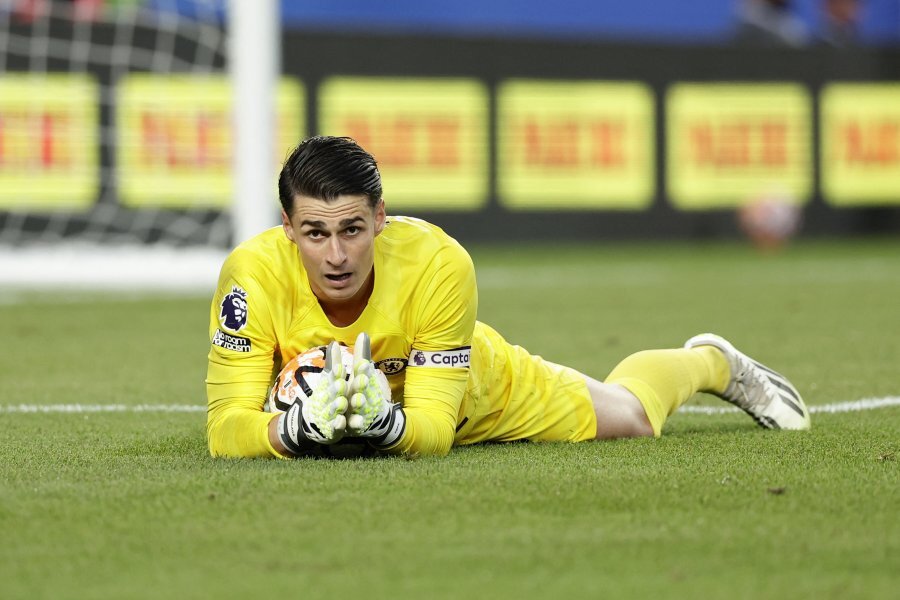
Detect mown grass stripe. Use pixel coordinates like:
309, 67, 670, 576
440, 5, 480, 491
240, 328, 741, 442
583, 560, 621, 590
2, 397, 898, 414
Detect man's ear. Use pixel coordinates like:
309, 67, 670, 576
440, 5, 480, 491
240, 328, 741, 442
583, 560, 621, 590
281, 209, 296, 243
374, 199, 386, 236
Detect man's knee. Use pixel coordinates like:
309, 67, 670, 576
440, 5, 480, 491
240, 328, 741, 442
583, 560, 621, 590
585, 378, 654, 440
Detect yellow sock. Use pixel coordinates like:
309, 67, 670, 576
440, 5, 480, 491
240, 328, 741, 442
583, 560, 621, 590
604, 346, 730, 437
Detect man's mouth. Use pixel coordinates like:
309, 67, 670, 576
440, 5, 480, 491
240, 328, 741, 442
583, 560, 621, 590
325, 273, 351, 282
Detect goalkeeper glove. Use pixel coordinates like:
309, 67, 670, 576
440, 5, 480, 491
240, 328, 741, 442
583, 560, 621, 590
346, 332, 406, 448
276, 341, 349, 454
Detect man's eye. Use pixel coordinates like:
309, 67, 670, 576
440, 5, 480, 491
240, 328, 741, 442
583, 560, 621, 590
305, 230, 324, 239
345, 226, 361, 236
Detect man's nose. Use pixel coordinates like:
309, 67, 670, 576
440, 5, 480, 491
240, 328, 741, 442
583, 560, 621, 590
326, 237, 347, 265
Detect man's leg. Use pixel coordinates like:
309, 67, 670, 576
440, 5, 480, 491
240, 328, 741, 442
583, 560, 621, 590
585, 345, 730, 439
586, 335, 811, 439
583, 378, 655, 439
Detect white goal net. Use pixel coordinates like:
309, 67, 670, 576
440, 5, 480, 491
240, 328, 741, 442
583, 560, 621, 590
0, 0, 279, 290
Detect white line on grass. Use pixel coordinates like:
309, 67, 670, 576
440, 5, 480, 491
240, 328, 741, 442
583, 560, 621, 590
1, 404, 207, 413
679, 396, 900, 415
1, 397, 899, 414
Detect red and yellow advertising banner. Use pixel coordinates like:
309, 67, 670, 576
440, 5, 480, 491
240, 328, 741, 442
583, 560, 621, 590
318, 77, 488, 211
821, 83, 900, 206
117, 75, 304, 208
497, 80, 654, 210
0, 75, 99, 209
667, 84, 811, 209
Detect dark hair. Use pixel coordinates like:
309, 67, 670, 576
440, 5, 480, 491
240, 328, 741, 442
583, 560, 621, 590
278, 136, 383, 214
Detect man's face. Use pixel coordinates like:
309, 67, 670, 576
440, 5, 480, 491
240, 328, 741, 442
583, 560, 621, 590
282, 194, 385, 307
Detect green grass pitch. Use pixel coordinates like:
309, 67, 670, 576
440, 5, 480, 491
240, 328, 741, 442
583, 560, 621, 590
2, 238, 898, 599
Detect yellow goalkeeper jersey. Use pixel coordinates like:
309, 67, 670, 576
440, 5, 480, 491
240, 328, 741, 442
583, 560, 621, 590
207, 216, 595, 458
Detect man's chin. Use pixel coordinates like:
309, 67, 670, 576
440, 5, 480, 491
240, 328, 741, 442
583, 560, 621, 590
318, 280, 358, 301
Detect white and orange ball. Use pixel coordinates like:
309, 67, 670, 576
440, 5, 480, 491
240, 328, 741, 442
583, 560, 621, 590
265, 344, 355, 413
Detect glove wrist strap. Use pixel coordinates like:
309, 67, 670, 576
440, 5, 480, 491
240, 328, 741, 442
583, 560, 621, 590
368, 404, 407, 449
277, 402, 320, 456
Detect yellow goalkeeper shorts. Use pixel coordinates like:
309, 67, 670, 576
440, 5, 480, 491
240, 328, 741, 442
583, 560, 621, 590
454, 322, 597, 445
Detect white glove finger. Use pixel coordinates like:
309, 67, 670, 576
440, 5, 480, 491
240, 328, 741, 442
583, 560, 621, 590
324, 340, 343, 369
347, 413, 365, 432
353, 359, 370, 374
354, 332, 372, 361
350, 392, 366, 410
350, 373, 369, 394
330, 378, 348, 397
331, 414, 347, 433
331, 362, 345, 380
331, 395, 349, 415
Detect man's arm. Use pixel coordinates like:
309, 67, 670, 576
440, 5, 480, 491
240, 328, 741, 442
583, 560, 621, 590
211, 382, 348, 459
348, 242, 477, 457
380, 368, 468, 456
207, 355, 285, 458
206, 251, 285, 458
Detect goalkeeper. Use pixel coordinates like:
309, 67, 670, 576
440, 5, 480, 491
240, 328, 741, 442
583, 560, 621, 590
206, 136, 810, 458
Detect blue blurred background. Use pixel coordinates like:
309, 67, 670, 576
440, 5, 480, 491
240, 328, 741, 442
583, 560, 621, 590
279, 0, 899, 44
148, 0, 900, 44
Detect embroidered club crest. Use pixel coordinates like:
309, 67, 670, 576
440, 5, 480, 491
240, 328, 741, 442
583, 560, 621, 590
375, 358, 408, 375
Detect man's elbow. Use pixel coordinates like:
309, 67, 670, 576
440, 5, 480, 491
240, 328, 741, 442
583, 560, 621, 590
206, 416, 230, 458
384, 420, 455, 457
205, 407, 261, 459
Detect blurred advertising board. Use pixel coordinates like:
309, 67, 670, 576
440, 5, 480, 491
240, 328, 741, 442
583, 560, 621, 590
0, 75, 99, 209
497, 80, 654, 210
117, 75, 304, 207
318, 77, 489, 211
667, 83, 812, 209
821, 83, 900, 206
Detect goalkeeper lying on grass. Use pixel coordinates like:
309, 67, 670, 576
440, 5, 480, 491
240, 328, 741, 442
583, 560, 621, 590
206, 136, 810, 459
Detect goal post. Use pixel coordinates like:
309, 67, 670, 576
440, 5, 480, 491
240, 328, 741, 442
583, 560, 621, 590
0, 0, 282, 291
229, 0, 280, 248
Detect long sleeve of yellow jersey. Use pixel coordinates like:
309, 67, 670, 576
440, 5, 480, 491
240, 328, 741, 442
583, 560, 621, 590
380, 240, 477, 457
206, 219, 478, 459
206, 248, 284, 458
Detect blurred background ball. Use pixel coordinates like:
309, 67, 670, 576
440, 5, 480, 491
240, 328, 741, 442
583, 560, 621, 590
738, 196, 802, 251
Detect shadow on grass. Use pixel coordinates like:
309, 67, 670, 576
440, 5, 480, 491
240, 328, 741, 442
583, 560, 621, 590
124, 421, 770, 463
662, 421, 760, 437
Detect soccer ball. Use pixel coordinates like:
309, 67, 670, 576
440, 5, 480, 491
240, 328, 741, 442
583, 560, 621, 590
737, 196, 802, 251
265, 344, 355, 414
266, 344, 377, 458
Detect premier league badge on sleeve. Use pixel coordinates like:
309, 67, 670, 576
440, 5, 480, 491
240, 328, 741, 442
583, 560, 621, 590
219, 285, 248, 332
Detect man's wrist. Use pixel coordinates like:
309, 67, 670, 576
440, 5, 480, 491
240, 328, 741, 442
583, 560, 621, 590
275, 403, 320, 456
267, 413, 290, 457
366, 404, 407, 448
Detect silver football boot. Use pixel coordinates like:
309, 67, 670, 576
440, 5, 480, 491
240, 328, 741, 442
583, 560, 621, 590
684, 333, 811, 430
